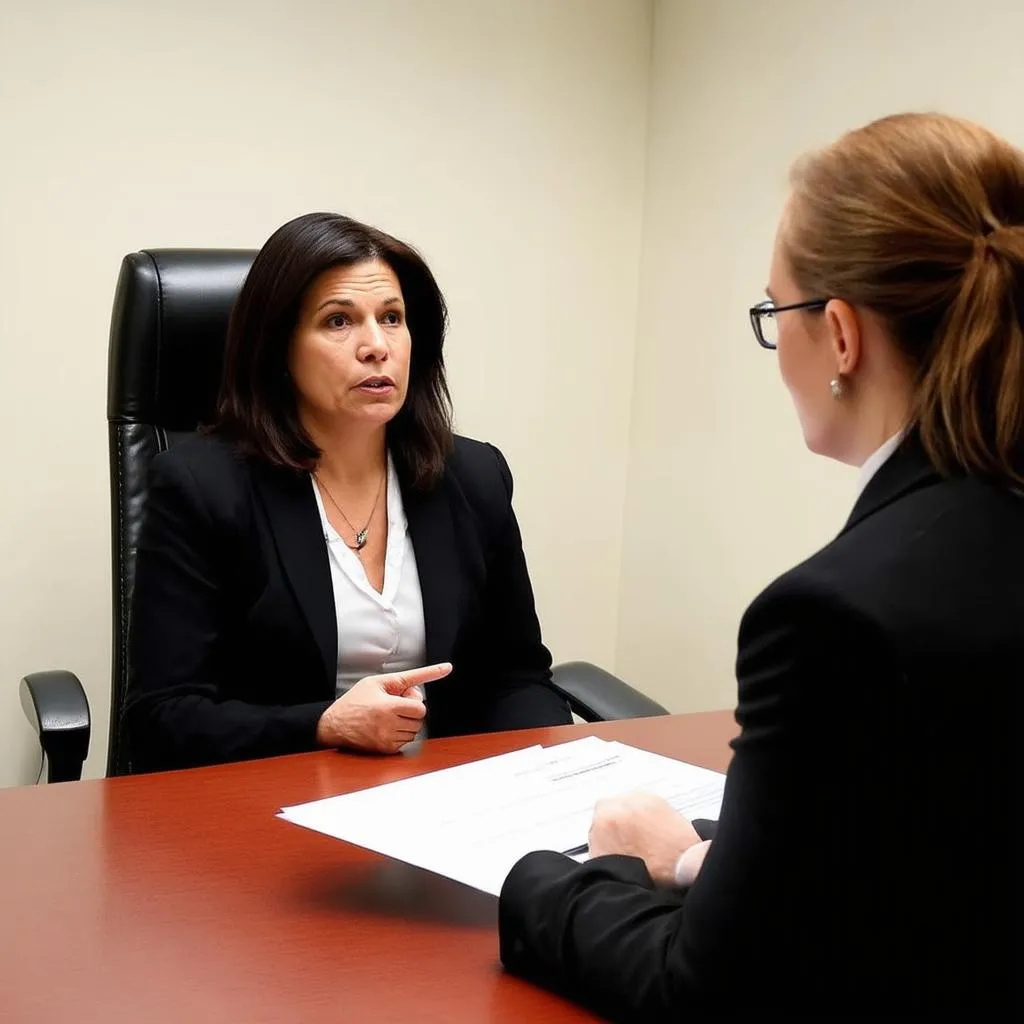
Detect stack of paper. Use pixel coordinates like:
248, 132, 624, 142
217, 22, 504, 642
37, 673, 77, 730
279, 737, 726, 897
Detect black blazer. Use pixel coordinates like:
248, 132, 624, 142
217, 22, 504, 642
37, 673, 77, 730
500, 436, 1019, 1019
124, 434, 571, 772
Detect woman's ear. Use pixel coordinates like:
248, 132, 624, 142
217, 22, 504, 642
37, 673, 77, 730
824, 298, 862, 377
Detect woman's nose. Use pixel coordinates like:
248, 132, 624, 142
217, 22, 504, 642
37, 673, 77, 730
357, 321, 389, 361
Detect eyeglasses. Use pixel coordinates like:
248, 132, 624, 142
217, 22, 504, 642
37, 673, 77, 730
749, 298, 830, 350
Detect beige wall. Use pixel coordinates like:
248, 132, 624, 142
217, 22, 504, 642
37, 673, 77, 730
5, 0, 1024, 787
616, 0, 1024, 712
0, 0, 652, 785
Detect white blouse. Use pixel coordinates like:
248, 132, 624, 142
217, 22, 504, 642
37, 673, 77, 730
310, 455, 427, 697
853, 432, 904, 503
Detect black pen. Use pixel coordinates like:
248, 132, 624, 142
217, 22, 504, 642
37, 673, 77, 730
561, 843, 588, 857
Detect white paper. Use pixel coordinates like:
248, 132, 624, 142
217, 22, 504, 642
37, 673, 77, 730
279, 736, 726, 897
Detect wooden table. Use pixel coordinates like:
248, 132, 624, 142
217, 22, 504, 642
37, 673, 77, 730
0, 711, 736, 1023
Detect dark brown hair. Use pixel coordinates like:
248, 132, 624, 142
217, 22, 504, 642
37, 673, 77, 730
784, 113, 1024, 485
215, 212, 453, 491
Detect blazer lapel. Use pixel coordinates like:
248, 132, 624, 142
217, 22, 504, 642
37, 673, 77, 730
842, 432, 942, 535
405, 479, 467, 665
251, 464, 337, 688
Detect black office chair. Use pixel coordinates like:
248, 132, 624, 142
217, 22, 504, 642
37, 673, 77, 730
21, 250, 668, 782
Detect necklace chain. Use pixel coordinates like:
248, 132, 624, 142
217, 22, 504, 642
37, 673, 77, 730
315, 469, 385, 552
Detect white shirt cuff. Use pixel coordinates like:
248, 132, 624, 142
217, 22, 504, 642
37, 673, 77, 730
673, 842, 707, 887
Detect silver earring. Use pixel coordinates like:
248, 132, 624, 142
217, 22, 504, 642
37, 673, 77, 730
830, 377, 845, 399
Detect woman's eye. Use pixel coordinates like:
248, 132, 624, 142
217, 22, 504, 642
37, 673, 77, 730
381, 310, 403, 326
326, 313, 351, 328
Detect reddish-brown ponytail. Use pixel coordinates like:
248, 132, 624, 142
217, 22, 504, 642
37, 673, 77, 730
784, 113, 1024, 485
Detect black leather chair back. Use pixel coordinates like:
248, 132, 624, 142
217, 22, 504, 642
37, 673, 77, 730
107, 250, 256, 774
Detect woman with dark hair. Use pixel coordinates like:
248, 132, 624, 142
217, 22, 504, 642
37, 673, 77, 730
124, 212, 571, 772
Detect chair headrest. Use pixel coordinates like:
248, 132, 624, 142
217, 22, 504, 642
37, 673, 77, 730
107, 249, 257, 429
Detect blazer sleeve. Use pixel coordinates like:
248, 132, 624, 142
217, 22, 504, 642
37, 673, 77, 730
124, 453, 331, 771
498, 581, 897, 1020
461, 444, 571, 732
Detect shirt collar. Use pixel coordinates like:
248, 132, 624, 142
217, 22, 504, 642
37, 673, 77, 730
385, 451, 406, 530
854, 432, 904, 504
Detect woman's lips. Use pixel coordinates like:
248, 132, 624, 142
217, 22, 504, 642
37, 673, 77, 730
356, 379, 395, 395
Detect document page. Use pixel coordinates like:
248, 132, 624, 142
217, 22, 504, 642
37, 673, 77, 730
279, 737, 726, 897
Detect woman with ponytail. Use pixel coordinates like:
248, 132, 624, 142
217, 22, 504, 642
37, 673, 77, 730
500, 113, 1022, 1019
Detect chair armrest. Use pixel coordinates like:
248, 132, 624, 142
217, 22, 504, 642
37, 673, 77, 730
20, 671, 91, 783
550, 661, 669, 723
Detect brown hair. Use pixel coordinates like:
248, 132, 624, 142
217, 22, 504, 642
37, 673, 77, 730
783, 113, 1024, 485
215, 212, 453, 491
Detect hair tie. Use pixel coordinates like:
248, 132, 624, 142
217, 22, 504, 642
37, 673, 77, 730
980, 223, 1024, 262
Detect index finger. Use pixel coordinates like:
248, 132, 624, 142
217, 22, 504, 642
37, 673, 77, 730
384, 662, 453, 694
